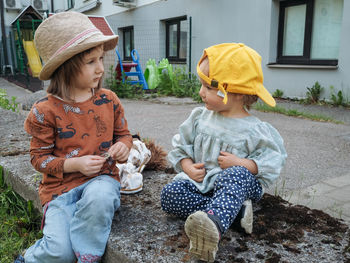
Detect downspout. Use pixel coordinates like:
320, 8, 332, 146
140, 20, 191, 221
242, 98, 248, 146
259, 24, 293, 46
189, 16, 192, 76
0, 0, 9, 67
51, 0, 54, 12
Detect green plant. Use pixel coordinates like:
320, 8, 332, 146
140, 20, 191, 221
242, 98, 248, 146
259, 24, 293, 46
105, 65, 144, 99
254, 101, 343, 124
329, 85, 345, 106
273, 89, 284, 98
157, 67, 201, 102
0, 88, 19, 112
0, 166, 42, 261
305, 81, 324, 103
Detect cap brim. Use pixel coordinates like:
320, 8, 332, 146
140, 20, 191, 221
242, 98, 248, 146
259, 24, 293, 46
39, 35, 118, 80
257, 83, 276, 107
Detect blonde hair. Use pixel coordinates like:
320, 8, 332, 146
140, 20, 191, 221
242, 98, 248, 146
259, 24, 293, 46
47, 45, 104, 102
199, 56, 258, 110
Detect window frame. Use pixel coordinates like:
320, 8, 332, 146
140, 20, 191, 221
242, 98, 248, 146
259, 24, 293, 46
277, 0, 338, 66
122, 26, 134, 61
165, 16, 187, 63
67, 0, 75, 9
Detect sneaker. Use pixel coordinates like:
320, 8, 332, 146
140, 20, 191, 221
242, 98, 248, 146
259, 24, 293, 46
240, 199, 253, 234
14, 255, 25, 263
184, 211, 220, 262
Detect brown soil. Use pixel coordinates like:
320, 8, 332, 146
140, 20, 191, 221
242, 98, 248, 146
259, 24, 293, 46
117, 171, 350, 262
216, 193, 350, 262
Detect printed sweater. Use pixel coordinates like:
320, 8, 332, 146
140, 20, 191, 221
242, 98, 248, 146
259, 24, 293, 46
24, 88, 133, 206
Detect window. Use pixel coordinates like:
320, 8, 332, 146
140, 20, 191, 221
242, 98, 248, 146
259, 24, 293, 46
67, 0, 75, 9
166, 16, 187, 62
122, 27, 134, 61
277, 0, 343, 66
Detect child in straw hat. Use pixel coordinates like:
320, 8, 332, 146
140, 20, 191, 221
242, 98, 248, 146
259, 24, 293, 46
161, 43, 287, 262
17, 12, 133, 263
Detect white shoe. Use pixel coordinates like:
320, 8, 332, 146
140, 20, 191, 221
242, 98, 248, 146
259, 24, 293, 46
240, 200, 253, 234
184, 211, 220, 262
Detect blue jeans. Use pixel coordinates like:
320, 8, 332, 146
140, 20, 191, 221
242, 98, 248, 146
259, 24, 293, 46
161, 166, 263, 233
24, 175, 121, 263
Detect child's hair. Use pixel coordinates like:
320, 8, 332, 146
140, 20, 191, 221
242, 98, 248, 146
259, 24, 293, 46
199, 56, 258, 110
47, 45, 104, 102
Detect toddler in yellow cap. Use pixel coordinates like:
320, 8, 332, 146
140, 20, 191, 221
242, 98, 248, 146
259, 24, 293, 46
161, 43, 287, 262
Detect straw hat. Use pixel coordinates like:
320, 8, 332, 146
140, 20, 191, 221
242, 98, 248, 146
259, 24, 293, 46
197, 43, 276, 107
34, 11, 119, 80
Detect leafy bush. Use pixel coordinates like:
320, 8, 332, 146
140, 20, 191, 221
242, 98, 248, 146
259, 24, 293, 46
273, 89, 284, 98
306, 81, 324, 103
105, 66, 144, 99
0, 89, 19, 112
329, 85, 345, 106
157, 67, 201, 102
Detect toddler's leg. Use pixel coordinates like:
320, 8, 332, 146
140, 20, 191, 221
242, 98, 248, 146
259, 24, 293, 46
184, 166, 262, 262
24, 198, 76, 263
161, 180, 212, 218
208, 166, 262, 233
70, 175, 121, 263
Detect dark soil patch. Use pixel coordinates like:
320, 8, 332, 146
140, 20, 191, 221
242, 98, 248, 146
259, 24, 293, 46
114, 172, 349, 262
215, 193, 350, 262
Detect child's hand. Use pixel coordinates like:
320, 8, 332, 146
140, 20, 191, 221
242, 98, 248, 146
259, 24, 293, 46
218, 151, 258, 175
181, 158, 206, 182
75, 155, 106, 176
188, 163, 206, 182
218, 151, 240, 169
108, 142, 130, 163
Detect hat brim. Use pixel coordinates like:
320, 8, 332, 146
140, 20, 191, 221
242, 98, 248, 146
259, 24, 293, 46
39, 34, 118, 80
256, 83, 276, 107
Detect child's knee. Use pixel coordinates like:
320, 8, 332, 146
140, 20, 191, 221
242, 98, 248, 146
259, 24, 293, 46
84, 190, 120, 214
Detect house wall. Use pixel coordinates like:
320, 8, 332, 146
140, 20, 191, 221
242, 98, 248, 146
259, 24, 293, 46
103, 0, 350, 100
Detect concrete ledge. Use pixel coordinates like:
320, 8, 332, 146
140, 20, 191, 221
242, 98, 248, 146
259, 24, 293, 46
1, 108, 350, 262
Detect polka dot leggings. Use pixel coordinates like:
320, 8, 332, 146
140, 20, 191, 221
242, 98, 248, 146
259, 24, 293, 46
161, 166, 263, 233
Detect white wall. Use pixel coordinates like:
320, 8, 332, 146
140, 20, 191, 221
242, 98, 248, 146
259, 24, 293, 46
104, 0, 350, 100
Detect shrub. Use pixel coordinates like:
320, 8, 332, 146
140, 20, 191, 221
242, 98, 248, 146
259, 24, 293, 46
0, 89, 19, 112
306, 81, 324, 103
157, 67, 202, 102
105, 65, 144, 99
273, 89, 284, 98
329, 85, 345, 106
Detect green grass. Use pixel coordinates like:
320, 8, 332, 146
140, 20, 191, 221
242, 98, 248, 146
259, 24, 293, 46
0, 167, 42, 262
253, 102, 344, 124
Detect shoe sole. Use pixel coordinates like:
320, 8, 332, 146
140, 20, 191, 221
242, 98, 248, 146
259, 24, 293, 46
240, 200, 253, 234
184, 211, 219, 262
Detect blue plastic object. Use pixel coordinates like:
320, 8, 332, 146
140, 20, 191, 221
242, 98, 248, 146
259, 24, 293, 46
115, 49, 148, 90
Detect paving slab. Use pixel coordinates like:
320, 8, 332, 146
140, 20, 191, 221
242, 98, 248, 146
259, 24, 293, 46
288, 173, 350, 222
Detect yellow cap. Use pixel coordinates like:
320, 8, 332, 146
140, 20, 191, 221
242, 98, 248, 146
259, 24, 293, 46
197, 43, 276, 107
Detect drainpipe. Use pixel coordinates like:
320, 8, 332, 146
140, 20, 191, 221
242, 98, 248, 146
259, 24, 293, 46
0, 0, 9, 67
189, 16, 192, 76
51, 0, 54, 12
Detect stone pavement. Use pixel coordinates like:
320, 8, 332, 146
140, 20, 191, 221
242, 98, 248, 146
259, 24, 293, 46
288, 173, 350, 221
1, 77, 350, 224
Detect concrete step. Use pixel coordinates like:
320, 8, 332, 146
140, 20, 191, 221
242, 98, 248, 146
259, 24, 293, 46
1, 108, 350, 262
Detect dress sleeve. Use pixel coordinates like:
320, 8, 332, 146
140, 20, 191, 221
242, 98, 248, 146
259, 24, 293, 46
24, 105, 65, 179
112, 94, 133, 150
168, 107, 204, 172
248, 122, 287, 188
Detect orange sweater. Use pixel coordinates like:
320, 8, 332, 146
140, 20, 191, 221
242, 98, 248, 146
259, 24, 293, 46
24, 88, 133, 206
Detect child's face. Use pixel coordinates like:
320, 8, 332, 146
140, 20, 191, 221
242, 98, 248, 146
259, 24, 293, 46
198, 57, 236, 115
75, 46, 104, 90
199, 78, 231, 112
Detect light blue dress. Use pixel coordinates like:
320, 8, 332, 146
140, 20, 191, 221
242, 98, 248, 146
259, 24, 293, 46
168, 107, 287, 193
